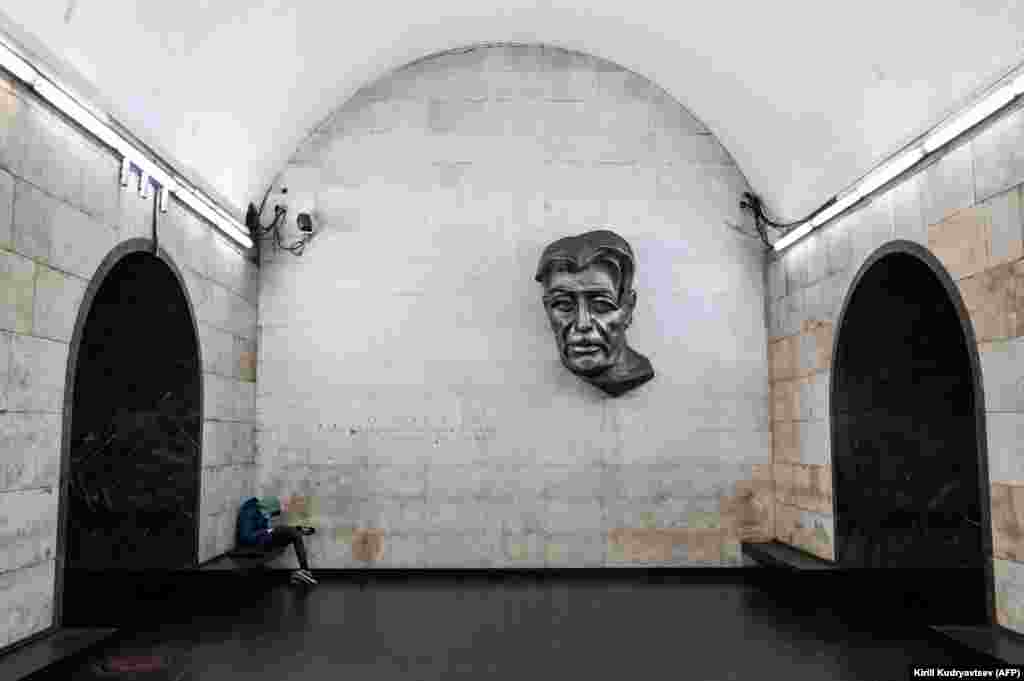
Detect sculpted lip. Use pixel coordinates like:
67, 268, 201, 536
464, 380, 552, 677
568, 344, 603, 355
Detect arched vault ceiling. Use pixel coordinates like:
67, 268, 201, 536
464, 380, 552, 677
2, 1, 1023, 221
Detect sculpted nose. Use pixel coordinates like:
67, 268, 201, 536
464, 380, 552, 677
575, 300, 593, 331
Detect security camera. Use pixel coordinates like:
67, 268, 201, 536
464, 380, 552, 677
297, 213, 313, 233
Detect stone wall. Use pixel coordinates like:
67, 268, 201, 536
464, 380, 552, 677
0, 73, 259, 649
258, 45, 772, 569
764, 100, 1024, 632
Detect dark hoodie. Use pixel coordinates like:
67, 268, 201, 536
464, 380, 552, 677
236, 497, 272, 546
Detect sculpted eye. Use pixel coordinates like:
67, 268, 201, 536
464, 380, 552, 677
551, 300, 574, 312
591, 300, 617, 313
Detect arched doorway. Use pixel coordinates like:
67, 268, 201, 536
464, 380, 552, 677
831, 240, 992, 624
56, 239, 202, 625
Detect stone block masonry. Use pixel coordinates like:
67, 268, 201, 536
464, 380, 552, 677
0, 72, 260, 651
764, 101, 1024, 632
258, 44, 769, 569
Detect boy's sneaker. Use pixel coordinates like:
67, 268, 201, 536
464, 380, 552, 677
299, 526, 316, 536
290, 570, 314, 586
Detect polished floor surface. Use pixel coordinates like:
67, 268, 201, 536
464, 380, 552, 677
40, 576, 983, 680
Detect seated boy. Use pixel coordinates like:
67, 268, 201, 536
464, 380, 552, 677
236, 496, 317, 585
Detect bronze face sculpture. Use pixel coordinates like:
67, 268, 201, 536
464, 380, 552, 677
535, 229, 655, 397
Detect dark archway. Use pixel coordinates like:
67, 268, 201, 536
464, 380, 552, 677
831, 240, 993, 624
56, 239, 203, 625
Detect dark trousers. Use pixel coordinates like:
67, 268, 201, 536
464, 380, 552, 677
266, 526, 309, 570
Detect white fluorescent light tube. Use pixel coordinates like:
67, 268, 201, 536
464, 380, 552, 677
856, 147, 925, 197
775, 189, 862, 251
923, 83, 1017, 153
810, 191, 860, 228
2, 43, 253, 250
773, 221, 815, 252
0, 40, 39, 85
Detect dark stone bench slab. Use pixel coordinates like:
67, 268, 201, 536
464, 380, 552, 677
0, 627, 119, 680
741, 540, 838, 570
199, 545, 288, 571
930, 625, 1024, 665
742, 541, 991, 627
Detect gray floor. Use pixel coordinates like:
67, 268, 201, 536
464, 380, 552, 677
41, 576, 981, 680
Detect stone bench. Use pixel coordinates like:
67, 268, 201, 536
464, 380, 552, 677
0, 627, 120, 681
200, 544, 289, 572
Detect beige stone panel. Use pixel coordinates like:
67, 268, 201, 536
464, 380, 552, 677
774, 504, 834, 560
957, 262, 1015, 342
984, 262, 1016, 342
773, 463, 795, 506
721, 468, 774, 543
770, 379, 799, 422
927, 207, 991, 281
688, 528, 727, 563
810, 320, 834, 372
771, 421, 800, 464
606, 528, 724, 564
0, 248, 35, 334
959, 270, 984, 308
776, 335, 799, 382
791, 463, 811, 510
239, 348, 257, 382
992, 482, 1023, 561
749, 465, 776, 541
1012, 261, 1024, 338
958, 272, 987, 339
811, 464, 833, 514
718, 481, 744, 534
774, 502, 800, 545
606, 528, 674, 563
789, 464, 833, 514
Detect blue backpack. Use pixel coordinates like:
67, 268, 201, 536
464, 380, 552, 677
236, 497, 271, 546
